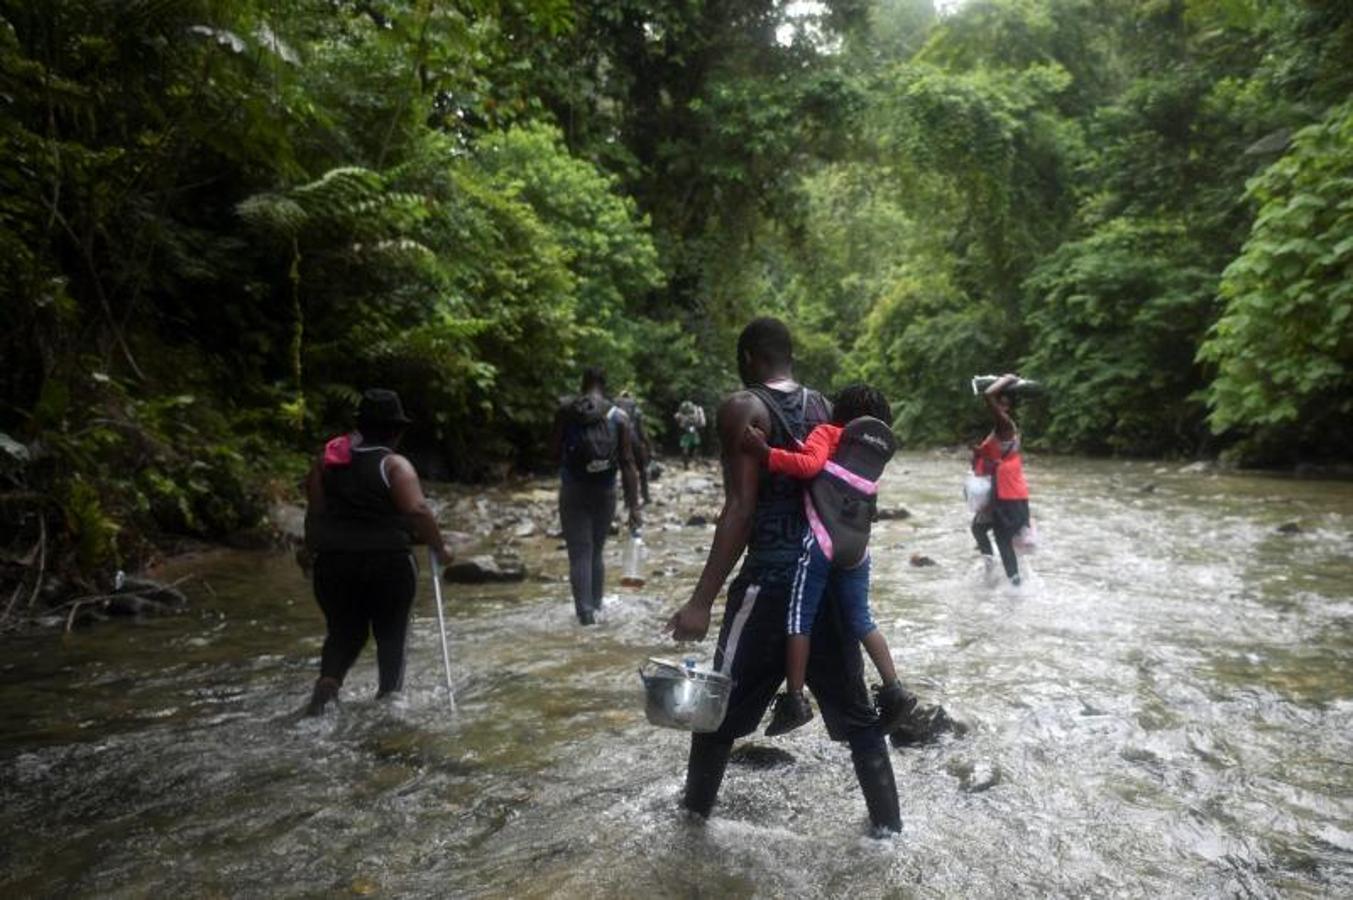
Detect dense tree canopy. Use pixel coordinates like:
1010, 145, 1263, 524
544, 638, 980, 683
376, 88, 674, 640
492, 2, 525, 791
2, 0, 1351, 583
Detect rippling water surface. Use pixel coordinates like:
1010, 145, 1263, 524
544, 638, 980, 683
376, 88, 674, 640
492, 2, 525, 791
2, 454, 1351, 897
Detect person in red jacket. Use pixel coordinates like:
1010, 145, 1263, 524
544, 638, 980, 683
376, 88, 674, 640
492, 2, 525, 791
971, 373, 1032, 586
742, 384, 915, 737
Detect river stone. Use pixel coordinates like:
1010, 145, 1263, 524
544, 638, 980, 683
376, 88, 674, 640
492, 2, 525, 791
1276, 521, 1302, 535
889, 702, 966, 747
104, 594, 172, 617
909, 553, 937, 567
269, 502, 307, 544
442, 555, 526, 584
685, 513, 711, 527
874, 507, 911, 521
947, 758, 1001, 793
730, 744, 795, 769
118, 576, 188, 608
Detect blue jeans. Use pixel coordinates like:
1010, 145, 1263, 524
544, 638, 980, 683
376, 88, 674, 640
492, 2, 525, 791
788, 532, 875, 641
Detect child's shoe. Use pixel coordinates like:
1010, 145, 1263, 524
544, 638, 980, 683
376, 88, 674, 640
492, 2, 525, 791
874, 680, 919, 735
765, 690, 814, 736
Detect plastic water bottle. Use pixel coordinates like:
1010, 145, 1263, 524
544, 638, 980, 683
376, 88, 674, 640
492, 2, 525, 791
683, 656, 697, 674
621, 528, 646, 588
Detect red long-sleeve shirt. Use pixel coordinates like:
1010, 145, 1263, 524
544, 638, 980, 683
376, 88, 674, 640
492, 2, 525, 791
766, 423, 842, 479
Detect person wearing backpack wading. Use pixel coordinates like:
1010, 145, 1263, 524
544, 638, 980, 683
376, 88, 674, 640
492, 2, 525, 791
675, 400, 705, 469
615, 390, 652, 506
551, 366, 642, 625
664, 318, 902, 835
302, 389, 456, 715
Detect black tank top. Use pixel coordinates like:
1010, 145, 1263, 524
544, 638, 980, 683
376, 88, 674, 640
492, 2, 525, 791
308, 445, 412, 553
740, 384, 830, 586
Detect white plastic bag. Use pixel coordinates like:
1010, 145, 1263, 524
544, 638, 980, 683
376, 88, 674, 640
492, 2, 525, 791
963, 473, 993, 514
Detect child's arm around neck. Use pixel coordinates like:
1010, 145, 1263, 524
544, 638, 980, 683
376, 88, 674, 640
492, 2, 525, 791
764, 423, 841, 480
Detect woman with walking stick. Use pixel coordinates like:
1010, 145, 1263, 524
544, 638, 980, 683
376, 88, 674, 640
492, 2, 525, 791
301, 389, 455, 715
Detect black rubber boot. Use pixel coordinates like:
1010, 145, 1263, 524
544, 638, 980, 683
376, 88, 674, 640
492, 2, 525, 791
875, 681, 919, 735
764, 691, 814, 736
682, 735, 733, 818
851, 747, 902, 835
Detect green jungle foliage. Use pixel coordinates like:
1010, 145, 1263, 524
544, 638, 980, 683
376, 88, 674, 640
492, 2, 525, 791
1, 0, 1350, 585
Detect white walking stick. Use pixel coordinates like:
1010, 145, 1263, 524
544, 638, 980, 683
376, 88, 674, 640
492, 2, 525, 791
429, 547, 457, 712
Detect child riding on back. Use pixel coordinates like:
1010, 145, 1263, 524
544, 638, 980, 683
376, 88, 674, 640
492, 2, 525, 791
742, 383, 916, 737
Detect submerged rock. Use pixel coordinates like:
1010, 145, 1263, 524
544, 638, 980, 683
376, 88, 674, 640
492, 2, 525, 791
730, 744, 795, 769
442, 555, 526, 584
684, 514, 709, 527
889, 702, 967, 748
117, 576, 188, 609
909, 553, 936, 568
1276, 521, 1302, 535
874, 507, 911, 521
946, 758, 1001, 793
268, 502, 307, 545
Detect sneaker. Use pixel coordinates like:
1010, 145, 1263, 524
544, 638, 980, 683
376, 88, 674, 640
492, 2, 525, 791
764, 691, 814, 736
304, 677, 340, 716
874, 680, 919, 735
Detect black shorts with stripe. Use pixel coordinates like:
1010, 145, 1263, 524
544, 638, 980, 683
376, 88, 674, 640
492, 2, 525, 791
710, 570, 879, 742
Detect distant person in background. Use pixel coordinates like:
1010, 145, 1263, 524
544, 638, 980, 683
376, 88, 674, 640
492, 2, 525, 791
615, 389, 653, 505
302, 389, 455, 715
971, 373, 1033, 586
551, 367, 642, 625
675, 400, 706, 468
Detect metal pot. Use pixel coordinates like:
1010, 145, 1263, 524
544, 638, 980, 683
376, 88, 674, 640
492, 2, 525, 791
639, 658, 732, 733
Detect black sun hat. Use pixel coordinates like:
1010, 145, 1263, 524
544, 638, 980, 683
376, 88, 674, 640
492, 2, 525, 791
357, 388, 413, 428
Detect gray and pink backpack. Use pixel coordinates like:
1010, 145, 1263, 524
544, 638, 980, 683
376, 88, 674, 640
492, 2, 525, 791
804, 416, 896, 569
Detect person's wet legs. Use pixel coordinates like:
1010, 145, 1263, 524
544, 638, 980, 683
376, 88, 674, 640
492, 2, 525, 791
559, 480, 596, 622
682, 733, 733, 817
849, 729, 901, 834
589, 487, 617, 613
971, 519, 995, 557
992, 524, 1020, 583
315, 555, 369, 685
369, 553, 417, 696
310, 554, 368, 713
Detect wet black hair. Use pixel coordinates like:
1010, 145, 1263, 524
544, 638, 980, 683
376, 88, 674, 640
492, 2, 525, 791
832, 383, 892, 427
736, 317, 793, 367
580, 365, 607, 393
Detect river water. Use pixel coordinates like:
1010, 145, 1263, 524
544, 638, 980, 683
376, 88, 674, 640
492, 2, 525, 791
1, 454, 1351, 897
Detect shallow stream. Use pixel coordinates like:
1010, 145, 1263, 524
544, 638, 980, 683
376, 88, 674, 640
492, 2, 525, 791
2, 454, 1351, 897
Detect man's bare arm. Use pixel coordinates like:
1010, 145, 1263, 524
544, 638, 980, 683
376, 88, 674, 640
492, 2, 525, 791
617, 412, 642, 528
666, 391, 766, 640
